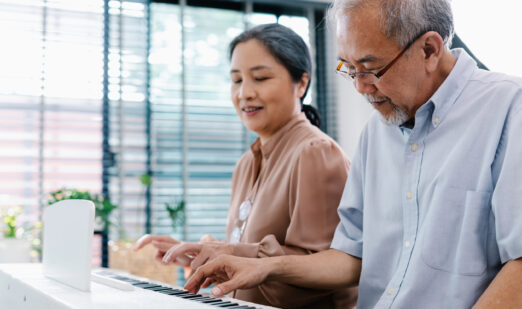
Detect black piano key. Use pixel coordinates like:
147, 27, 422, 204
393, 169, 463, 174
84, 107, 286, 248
132, 282, 156, 287
179, 293, 203, 299
160, 290, 189, 296
211, 302, 239, 307
200, 298, 224, 304
111, 276, 141, 284
190, 296, 214, 301
140, 284, 163, 289
157, 289, 176, 294
208, 301, 228, 306
147, 286, 172, 291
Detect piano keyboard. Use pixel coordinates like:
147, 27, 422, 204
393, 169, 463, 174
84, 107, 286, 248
95, 270, 267, 309
0, 263, 278, 309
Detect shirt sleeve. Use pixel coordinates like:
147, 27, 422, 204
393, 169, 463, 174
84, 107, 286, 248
330, 127, 367, 258
233, 138, 352, 308
491, 96, 522, 263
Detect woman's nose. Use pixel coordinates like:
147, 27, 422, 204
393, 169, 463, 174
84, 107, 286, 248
238, 80, 256, 100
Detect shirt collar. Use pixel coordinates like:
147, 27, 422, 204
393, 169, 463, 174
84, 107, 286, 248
427, 48, 477, 128
250, 112, 308, 159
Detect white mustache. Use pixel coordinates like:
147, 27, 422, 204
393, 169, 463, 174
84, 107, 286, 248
363, 94, 389, 103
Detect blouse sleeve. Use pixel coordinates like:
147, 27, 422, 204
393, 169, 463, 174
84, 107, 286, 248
232, 139, 351, 308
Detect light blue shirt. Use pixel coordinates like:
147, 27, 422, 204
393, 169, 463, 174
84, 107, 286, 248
331, 49, 522, 308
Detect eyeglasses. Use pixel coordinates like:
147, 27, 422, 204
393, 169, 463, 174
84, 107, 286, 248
336, 33, 424, 84
229, 199, 252, 244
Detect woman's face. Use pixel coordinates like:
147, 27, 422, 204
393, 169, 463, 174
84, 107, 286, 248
230, 39, 309, 143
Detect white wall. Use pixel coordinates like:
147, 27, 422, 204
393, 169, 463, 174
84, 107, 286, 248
336, 79, 373, 159
326, 24, 373, 159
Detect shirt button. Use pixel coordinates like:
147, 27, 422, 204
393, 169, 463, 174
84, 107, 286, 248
405, 241, 411, 248
406, 192, 413, 199
433, 118, 440, 125
388, 288, 395, 295
410, 144, 419, 152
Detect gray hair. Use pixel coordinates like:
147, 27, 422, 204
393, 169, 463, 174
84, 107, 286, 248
327, 0, 454, 48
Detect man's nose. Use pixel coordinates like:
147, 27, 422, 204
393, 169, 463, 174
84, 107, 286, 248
353, 78, 376, 95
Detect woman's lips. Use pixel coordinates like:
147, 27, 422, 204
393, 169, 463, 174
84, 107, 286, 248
242, 106, 263, 116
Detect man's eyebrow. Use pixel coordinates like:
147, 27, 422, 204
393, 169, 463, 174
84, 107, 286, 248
230, 65, 271, 74
357, 55, 378, 64
337, 55, 379, 65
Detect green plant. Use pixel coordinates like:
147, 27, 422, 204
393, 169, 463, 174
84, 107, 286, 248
1, 206, 22, 238
139, 174, 152, 187
166, 200, 185, 232
139, 173, 185, 233
47, 188, 117, 231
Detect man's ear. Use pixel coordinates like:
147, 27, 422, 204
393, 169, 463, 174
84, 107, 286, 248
421, 31, 445, 73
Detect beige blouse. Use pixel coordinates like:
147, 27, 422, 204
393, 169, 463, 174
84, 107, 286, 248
226, 113, 357, 309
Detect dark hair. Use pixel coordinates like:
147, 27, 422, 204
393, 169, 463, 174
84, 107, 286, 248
228, 23, 321, 128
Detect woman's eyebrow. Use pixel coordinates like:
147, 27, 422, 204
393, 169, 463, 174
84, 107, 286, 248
230, 65, 271, 74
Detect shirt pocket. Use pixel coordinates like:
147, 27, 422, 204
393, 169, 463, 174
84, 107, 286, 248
421, 186, 491, 275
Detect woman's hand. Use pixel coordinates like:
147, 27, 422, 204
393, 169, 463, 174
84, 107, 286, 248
133, 234, 192, 266
162, 241, 235, 269
184, 255, 270, 296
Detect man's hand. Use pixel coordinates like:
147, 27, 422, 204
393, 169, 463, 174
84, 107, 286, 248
184, 255, 271, 296
185, 249, 362, 296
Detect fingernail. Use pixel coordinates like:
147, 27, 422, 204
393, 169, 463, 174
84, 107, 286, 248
212, 287, 222, 296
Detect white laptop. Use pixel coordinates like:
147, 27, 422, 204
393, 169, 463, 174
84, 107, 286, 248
42, 199, 95, 291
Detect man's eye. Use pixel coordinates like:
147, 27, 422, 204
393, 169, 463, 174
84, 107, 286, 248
255, 77, 269, 82
232, 79, 242, 84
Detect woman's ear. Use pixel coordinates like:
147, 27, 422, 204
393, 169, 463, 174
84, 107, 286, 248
297, 72, 311, 98
421, 31, 445, 73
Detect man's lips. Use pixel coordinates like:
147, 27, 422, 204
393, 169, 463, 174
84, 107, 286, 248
369, 99, 388, 107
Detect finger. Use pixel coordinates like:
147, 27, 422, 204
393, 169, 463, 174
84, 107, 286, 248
151, 240, 177, 252
158, 250, 192, 267
183, 266, 192, 279
163, 243, 201, 264
190, 251, 209, 269
176, 255, 193, 267
134, 234, 176, 251
201, 277, 214, 289
184, 262, 221, 293
200, 234, 217, 242
154, 250, 166, 263
211, 279, 242, 297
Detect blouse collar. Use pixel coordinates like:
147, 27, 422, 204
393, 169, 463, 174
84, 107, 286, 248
250, 112, 308, 159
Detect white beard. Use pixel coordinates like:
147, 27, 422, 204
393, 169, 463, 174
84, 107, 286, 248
363, 94, 410, 126
380, 102, 410, 126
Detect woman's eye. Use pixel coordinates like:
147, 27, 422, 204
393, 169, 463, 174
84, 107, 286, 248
255, 77, 269, 82
232, 79, 242, 84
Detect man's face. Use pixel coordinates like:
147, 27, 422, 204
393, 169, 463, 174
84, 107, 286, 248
336, 6, 425, 125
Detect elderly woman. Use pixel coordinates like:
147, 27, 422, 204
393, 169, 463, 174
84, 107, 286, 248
134, 23, 356, 308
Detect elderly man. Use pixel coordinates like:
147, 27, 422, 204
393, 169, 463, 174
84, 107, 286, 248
185, 0, 522, 308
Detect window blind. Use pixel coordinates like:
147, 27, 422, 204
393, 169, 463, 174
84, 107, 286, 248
0, 0, 104, 225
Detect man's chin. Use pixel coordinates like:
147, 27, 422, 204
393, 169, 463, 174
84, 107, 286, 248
378, 104, 410, 126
